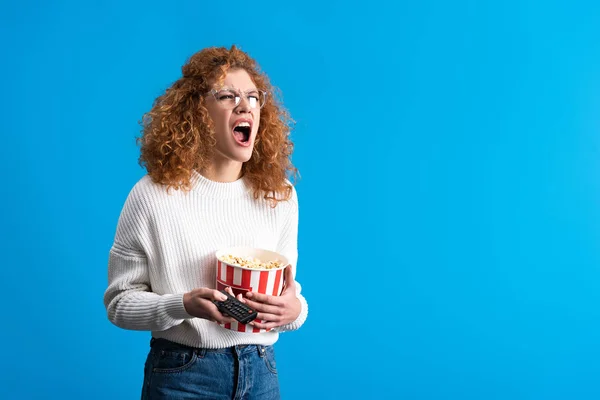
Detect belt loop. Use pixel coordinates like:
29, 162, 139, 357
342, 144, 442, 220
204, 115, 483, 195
258, 345, 266, 358
196, 348, 206, 358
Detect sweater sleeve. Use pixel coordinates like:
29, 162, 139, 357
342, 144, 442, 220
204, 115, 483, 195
103, 183, 193, 331
274, 187, 309, 332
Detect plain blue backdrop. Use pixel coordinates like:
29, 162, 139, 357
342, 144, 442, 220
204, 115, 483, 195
2, 0, 600, 399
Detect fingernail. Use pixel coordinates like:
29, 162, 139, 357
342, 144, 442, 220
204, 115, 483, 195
246, 292, 253, 298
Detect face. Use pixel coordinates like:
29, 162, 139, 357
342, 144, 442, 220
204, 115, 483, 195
205, 69, 261, 165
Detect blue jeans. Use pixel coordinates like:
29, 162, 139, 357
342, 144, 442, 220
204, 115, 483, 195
141, 338, 280, 400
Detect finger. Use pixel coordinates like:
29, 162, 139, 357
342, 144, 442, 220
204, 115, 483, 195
254, 312, 281, 322
225, 287, 235, 296
282, 265, 296, 291
201, 299, 233, 321
244, 291, 281, 305
197, 288, 228, 301
212, 309, 236, 324
285, 264, 294, 281
216, 315, 236, 324
198, 297, 233, 322
250, 319, 279, 330
197, 297, 225, 314
236, 293, 245, 303
242, 298, 282, 315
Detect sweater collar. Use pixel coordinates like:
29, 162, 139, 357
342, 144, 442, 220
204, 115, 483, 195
190, 170, 251, 198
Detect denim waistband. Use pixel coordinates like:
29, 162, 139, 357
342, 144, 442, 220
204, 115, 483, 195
149, 337, 267, 355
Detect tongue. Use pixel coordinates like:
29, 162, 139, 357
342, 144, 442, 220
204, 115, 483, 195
233, 130, 246, 143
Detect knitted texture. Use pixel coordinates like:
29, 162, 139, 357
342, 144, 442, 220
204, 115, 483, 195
104, 171, 308, 348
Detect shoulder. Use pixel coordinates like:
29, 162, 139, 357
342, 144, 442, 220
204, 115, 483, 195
122, 175, 167, 213
130, 174, 170, 197
270, 179, 297, 202
283, 179, 298, 199
277, 181, 298, 213
288, 183, 298, 205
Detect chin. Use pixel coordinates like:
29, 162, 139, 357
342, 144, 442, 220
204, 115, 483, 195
232, 148, 254, 163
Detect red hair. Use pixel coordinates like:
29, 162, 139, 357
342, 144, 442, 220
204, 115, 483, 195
137, 45, 297, 205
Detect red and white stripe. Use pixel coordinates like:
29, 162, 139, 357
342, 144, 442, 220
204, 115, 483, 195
216, 260, 284, 333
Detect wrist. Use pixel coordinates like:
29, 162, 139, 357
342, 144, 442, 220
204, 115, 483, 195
183, 292, 192, 314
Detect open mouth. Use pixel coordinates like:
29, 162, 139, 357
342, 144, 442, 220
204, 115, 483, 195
233, 121, 251, 145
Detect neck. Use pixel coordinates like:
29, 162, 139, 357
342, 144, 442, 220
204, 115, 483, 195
199, 159, 243, 183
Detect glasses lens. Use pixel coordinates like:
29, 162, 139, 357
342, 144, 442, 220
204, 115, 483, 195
248, 96, 258, 108
246, 91, 266, 109
214, 89, 267, 109
214, 90, 238, 109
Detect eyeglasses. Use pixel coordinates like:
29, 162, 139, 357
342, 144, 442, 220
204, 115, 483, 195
206, 87, 268, 109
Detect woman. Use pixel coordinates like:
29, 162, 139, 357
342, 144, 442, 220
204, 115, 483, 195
103, 45, 308, 399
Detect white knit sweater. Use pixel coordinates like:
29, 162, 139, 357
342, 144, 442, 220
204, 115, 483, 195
103, 171, 308, 348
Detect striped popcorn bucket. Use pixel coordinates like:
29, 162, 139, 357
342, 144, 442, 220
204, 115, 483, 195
215, 247, 288, 333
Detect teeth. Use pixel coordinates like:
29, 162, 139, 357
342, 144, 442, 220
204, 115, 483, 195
236, 122, 250, 128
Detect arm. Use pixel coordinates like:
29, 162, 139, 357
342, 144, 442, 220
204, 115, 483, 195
103, 185, 233, 331
103, 186, 192, 331
104, 244, 192, 331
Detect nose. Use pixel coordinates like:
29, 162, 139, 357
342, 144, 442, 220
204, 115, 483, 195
235, 95, 252, 114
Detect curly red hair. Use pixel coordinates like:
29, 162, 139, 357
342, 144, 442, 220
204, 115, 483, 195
137, 45, 297, 206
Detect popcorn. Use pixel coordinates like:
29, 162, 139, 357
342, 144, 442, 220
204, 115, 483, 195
218, 254, 285, 270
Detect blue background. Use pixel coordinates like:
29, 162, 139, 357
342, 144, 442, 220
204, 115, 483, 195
2, 0, 600, 399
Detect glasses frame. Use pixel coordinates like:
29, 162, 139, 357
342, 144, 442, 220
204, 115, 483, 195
205, 87, 268, 110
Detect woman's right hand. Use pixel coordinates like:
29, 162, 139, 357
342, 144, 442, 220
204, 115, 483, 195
183, 288, 237, 324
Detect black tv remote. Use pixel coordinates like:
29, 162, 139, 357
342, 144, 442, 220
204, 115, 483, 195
214, 290, 258, 325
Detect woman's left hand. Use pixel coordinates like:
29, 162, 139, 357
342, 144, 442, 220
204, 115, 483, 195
241, 265, 301, 330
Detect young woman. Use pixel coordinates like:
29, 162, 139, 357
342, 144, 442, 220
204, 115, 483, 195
103, 45, 308, 399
